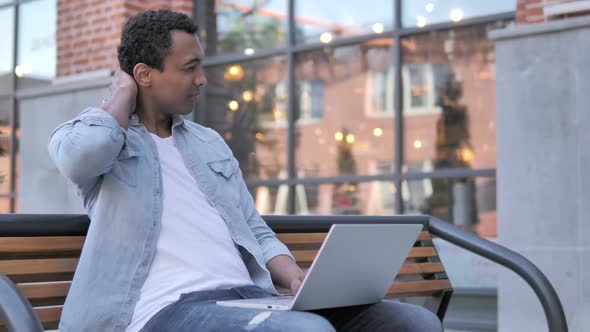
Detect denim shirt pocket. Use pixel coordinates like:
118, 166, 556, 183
207, 158, 241, 207
110, 145, 139, 188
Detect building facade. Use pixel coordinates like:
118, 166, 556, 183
4, 0, 516, 232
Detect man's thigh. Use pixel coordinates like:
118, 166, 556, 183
315, 300, 442, 332
142, 300, 335, 332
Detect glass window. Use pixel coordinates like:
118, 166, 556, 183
0, 6, 14, 94
250, 181, 398, 216
403, 176, 496, 237
248, 185, 283, 215
16, 0, 56, 89
294, 39, 396, 178
295, 0, 393, 44
202, 56, 288, 180
402, 0, 516, 28
0, 197, 10, 213
319, 181, 398, 215
199, 0, 288, 56
0, 98, 12, 195
403, 23, 503, 171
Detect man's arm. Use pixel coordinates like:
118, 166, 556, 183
48, 71, 137, 186
229, 156, 304, 294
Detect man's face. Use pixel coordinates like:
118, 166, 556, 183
150, 30, 207, 115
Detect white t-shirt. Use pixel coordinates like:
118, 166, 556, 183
126, 133, 253, 332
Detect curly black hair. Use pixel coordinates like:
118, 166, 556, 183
117, 10, 198, 75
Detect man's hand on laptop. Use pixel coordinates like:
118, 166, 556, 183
267, 255, 307, 295
289, 270, 307, 295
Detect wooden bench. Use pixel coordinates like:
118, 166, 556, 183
0, 214, 452, 331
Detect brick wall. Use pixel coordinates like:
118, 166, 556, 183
57, 0, 193, 77
516, 0, 580, 24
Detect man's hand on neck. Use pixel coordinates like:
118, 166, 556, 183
102, 70, 138, 130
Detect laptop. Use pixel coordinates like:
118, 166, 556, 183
216, 223, 422, 311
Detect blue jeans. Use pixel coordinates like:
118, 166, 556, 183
140, 286, 442, 332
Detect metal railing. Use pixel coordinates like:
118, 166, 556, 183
263, 215, 568, 332
0, 273, 43, 332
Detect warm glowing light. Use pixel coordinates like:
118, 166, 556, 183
224, 65, 244, 81
335, 131, 344, 141
345, 134, 355, 144
244, 48, 255, 56
388, 184, 397, 193
255, 132, 265, 141
416, 16, 427, 28
242, 90, 253, 102
425, 3, 434, 13
320, 32, 333, 44
373, 128, 383, 137
228, 100, 239, 111
229, 66, 239, 75
459, 147, 474, 163
372, 23, 384, 34
450, 8, 464, 22
15, 64, 31, 77
413, 140, 423, 149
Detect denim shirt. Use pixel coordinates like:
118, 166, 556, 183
48, 107, 293, 332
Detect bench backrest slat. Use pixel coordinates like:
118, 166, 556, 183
0, 237, 85, 254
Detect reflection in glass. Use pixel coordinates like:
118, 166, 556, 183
0, 197, 10, 213
402, 0, 516, 27
0, 7, 14, 94
250, 181, 397, 216
17, 0, 56, 89
295, 0, 393, 44
248, 185, 282, 215
294, 39, 395, 178
203, 56, 288, 180
403, 23, 504, 171
200, 0, 287, 56
403, 177, 496, 237
0, 98, 11, 194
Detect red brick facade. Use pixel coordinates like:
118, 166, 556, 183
56, 0, 588, 76
57, 0, 192, 77
516, 0, 579, 24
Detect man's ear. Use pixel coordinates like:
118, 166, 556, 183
133, 63, 152, 87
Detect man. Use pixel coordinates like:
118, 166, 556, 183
49, 9, 441, 332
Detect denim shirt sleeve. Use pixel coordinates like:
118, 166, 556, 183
234, 162, 295, 265
48, 107, 126, 187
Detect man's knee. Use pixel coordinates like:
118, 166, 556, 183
372, 301, 442, 332
264, 311, 335, 332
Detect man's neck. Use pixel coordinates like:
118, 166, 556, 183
136, 102, 173, 138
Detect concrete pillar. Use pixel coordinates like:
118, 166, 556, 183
490, 16, 590, 332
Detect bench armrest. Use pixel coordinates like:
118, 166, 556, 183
263, 214, 568, 332
428, 216, 568, 332
0, 273, 44, 332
